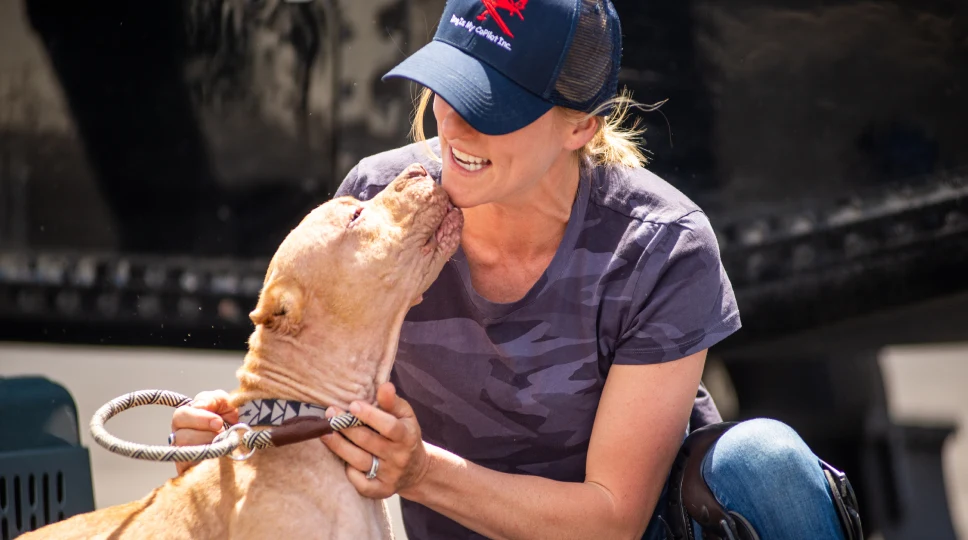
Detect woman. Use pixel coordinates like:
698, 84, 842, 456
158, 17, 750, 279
171, 1, 853, 538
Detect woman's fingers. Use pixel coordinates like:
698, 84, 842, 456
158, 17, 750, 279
171, 406, 225, 433
349, 383, 412, 442
325, 428, 396, 499
170, 428, 220, 447
170, 406, 224, 451
170, 390, 239, 433
377, 382, 412, 419
322, 431, 379, 476
344, 459, 392, 499
337, 423, 393, 460
319, 385, 430, 499
169, 389, 238, 476
321, 405, 396, 498
189, 390, 240, 424
323, 406, 389, 461
169, 422, 221, 476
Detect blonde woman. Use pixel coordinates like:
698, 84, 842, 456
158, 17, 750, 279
172, 1, 860, 538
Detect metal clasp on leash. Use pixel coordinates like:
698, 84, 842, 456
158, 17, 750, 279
225, 423, 256, 461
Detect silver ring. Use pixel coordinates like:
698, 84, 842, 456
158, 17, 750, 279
366, 455, 379, 480
226, 424, 257, 461
167, 432, 176, 446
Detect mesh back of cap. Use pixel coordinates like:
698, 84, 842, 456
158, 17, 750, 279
552, 0, 620, 112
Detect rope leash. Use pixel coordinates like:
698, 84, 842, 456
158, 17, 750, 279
90, 389, 364, 462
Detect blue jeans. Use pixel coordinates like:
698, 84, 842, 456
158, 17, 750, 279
644, 418, 847, 540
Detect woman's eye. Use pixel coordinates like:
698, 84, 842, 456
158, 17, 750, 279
351, 207, 363, 222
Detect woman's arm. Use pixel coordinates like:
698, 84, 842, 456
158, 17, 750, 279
322, 349, 707, 540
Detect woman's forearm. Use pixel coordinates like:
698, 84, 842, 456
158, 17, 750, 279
399, 442, 650, 540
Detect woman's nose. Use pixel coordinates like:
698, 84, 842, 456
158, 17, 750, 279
437, 100, 476, 140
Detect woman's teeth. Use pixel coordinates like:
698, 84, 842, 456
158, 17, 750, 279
452, 147, 490, 172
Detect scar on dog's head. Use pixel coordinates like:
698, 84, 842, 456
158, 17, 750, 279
249, 276, 304, 336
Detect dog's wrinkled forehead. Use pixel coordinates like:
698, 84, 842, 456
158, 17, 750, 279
265, 199, 355, 273
266, 164, 445, 278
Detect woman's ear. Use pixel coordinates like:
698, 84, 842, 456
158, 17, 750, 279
561, 112, 599, 152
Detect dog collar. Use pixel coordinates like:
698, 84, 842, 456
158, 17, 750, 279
231, 398, 364, 449
238, 398, 330, 427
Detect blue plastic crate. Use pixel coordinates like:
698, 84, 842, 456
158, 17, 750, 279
0, 377, 95, 539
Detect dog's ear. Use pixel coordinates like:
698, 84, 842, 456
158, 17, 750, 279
249, 277, 304, 335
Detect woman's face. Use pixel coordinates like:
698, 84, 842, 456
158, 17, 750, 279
433, 95, 591, 209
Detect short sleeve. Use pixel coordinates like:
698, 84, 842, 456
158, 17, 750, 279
612, 211, 741, 365
333, 164, 362, 199
333, 160, 400, 202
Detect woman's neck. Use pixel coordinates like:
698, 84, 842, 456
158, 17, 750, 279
460, 158, 581, 262
457, 157, 583, 304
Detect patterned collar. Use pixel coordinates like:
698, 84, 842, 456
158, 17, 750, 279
238, 398, 331, 427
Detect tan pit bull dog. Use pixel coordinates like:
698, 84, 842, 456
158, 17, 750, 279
20, 163, 463, 540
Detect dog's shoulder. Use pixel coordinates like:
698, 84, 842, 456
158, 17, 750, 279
338, 139, 443, 202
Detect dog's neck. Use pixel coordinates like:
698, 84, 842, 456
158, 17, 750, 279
230, 318, 402, 411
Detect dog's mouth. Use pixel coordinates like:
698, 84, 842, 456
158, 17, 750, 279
422, 202, 463, 255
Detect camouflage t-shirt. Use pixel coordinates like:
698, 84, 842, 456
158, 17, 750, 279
334, 138, 742, 540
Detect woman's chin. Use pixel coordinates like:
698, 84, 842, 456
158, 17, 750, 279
439, 186, 478, 209
440, 171, 486, 209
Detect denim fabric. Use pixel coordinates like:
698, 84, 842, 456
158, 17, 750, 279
644, 418, 847, 540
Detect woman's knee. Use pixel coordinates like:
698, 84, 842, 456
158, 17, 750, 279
684, 419, 849, 539
701, 418, 829, 504
666, 420, 849, 539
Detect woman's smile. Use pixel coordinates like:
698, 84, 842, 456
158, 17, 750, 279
450, 146, 492, 173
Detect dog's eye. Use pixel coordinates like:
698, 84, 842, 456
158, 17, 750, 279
350, 207, 363, 223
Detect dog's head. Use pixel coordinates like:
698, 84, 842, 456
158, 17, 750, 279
239, 163, 462, 402
250, 164, 460, 332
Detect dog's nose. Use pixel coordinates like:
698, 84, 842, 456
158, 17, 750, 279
393, 164, 430, 191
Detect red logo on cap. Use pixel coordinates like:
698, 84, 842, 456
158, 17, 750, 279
477, 0, 528, 38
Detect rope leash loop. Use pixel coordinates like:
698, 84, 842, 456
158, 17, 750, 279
90, 389, 243, 462
90, 389, 367, 463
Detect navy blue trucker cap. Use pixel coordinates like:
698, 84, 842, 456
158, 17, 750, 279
383, 0, 623, 136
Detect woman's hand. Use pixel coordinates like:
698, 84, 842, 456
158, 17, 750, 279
169, 389, 240, 475
321, 382, 430, 499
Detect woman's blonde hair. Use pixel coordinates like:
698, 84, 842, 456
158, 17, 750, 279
408, 86, 661, 169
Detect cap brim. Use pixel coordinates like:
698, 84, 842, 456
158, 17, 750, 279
383, 40, 553, 136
